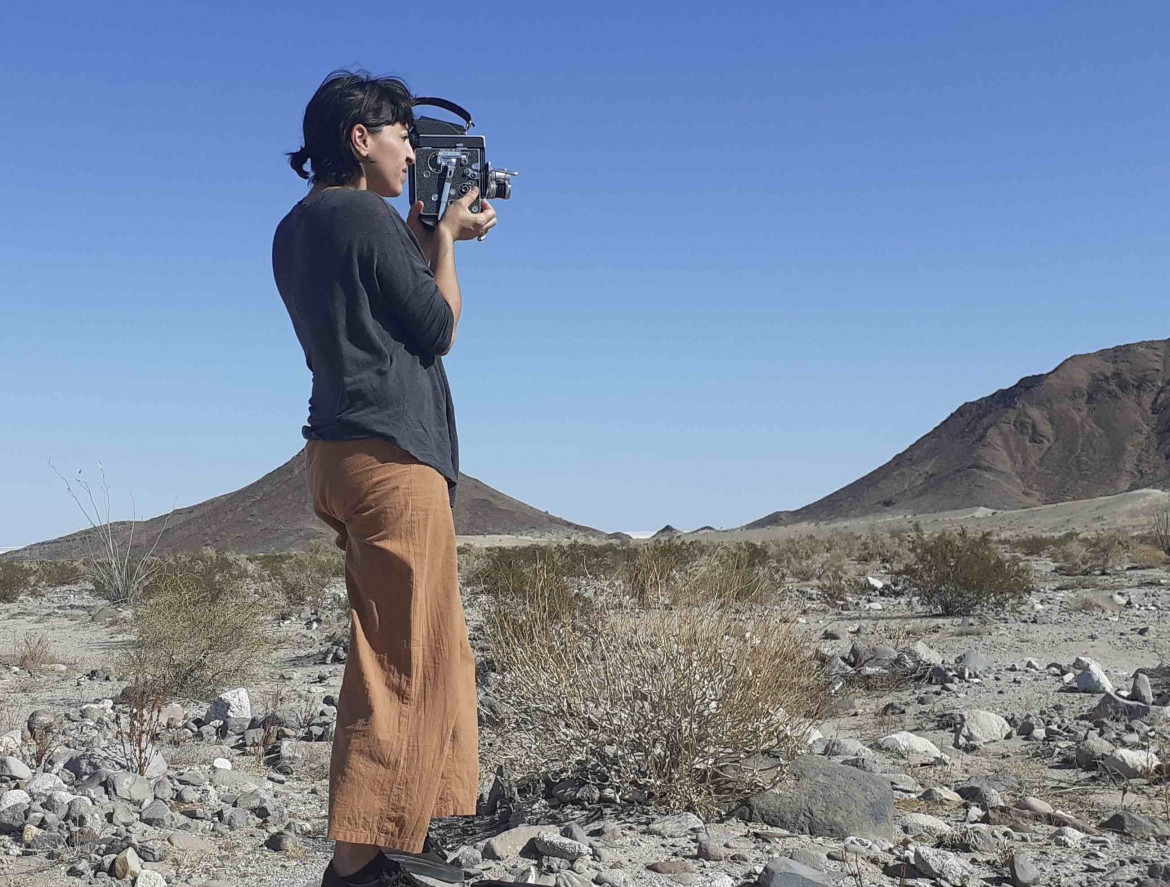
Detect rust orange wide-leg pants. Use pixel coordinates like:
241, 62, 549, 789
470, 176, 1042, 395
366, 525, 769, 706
305, 439, 479, 852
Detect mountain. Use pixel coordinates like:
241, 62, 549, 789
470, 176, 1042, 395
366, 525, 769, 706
11, 449, 604, 558
747, 338, 1170, 528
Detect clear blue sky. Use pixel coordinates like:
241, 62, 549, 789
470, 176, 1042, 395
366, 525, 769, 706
2, 2, 1169, 547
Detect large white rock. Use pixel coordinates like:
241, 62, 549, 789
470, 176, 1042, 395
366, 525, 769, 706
898, 812, 953, 838
954, 710, 1012, 750
25, 773, 67, 799
0, 757, 31, 780
1102, 748, 1160, 779
875, 731, 942, 759
204, 688, 251, 723
1073, 661, 1113, 694
0, 789, 30, 811
914, 846, 973, 884
0, 730, 20, 755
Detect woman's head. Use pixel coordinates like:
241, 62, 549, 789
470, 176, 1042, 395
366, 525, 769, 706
287, 68, 417, 196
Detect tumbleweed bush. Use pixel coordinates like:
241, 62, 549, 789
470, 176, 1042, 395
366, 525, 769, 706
899, 526, 1033, 616
485, 593, 830, 816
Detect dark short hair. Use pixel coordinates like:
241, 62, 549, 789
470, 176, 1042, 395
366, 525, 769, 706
287, 68, 415, 187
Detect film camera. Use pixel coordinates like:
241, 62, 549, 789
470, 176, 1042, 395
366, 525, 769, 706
408, 97, 517, 230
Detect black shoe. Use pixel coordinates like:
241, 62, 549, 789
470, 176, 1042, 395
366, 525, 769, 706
322, 852, 410, 887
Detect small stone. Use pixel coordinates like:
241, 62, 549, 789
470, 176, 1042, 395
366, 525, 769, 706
211, 757, 232, 771
1073, 661, 1113, 694
647, 812, 704, 837
875, 732, 942, 759
913, 846, 972, 884
533, 832, 590, 860
113, 846, 143, 880
1101, 748, 1160, 779
265, 832, 293, 851
1133, 673, 1155, 705
1009, 852, 1041, 886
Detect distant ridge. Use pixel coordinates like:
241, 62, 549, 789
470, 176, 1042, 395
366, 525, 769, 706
11, 448, 604, 559
747, 338, 1170, 528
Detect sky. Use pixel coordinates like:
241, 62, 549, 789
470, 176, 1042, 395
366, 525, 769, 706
2, 2, 1169, 547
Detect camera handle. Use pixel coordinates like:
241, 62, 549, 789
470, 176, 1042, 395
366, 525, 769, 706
412, 97, 474, 131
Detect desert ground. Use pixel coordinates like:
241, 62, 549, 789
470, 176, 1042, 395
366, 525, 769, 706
2, 494, 1170, 886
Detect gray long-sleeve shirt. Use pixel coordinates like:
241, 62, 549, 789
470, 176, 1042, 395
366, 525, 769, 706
272, 187, 459, 508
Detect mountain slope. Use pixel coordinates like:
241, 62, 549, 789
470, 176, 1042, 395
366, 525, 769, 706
747, 338, 1170, 528
12, 449, 604, 558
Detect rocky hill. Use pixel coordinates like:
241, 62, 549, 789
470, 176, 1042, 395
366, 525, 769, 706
11, 449, 603, 558
748, 338, 1170, 528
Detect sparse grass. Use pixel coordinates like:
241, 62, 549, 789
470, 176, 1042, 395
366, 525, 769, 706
485, 594, 830, 816
898, 525, 1033, 616
13, 631, 53, 671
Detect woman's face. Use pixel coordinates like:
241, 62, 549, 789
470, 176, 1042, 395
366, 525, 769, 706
351, 121, 415, 198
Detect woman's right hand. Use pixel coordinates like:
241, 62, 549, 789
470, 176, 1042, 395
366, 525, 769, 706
437, 186, 497, 243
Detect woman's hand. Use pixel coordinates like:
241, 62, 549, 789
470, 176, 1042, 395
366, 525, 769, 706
438, 187, 498, 242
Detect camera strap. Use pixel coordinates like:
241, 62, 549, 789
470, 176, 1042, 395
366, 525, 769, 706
412, 97, 474, 131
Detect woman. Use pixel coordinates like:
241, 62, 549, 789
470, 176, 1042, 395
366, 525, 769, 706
272, 68, 496, 887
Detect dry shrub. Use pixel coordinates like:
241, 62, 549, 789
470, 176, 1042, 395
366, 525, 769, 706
1051, 539, 1090, 575
856, 529, 911, 567
898, 526, 1033, 616
682, 543, 783, 605
31, 559, 85, 588
1131, 544, 1168, 570
1085, 531, 1132, 574
254, 540, 344, 611
620, 539, 704, 605
485, 598, 830, 816
1155, 506, 1170, 557
1004, 534, 1058, 557
0, 561, 32, 603
125, 558, 277, 700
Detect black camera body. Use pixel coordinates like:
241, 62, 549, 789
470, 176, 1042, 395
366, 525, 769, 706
407, 97, 516, 230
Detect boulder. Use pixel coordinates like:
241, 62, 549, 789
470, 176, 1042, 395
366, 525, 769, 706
1099, 810, 1170, 838
730, 755, 894, 841
874, 732, 942, 759
954, 710, 1012, 750
757, 857, 836, 887
204, 688, 251, 723
1101, 748, 1159, 779
1073, 661, 1113, 694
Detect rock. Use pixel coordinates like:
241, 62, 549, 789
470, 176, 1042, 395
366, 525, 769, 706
647, 812, 704, 837
136, 872, 167, 887
168, 832, 215, 852
0, 756, 31, 780
1089, 691, 1153, 722
954, 710, 1012, 750
898, 812, 952, 838
956, 649, 993, 676
646, 861, 694, 875
1101, 748, 1159, 779
0, 789, 30, 811
0, 803, 28, 834
920, 786, 963, 805
1099, 810, 1170, 838
0, 730, 20, 755
483, 825, 551, 860
533, 833, 590, 860
25, 773, 67, 798
109, 772, 153, 804
113, 847, 143, 880
1014, 797, 1053, 815
1073, 661, 1113, 694
730, 755, 894, 841
1075, 736, 1115, 769
27, 709, 60, 736
913, 846, 972, 884
211, 756, 233, 770
1009, 852, 1041, 887
265, 832, 294, 851
1133, 673, 1155, 705
696, 837, 725, 861
205, 688, 251, 723
875, 731, 942, 759
139, 798, 171, 827
757, 857, 835, 887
